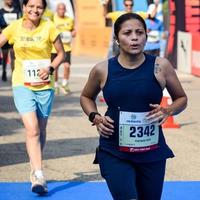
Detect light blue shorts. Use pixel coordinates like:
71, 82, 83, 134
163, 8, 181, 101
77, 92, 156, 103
13, 86, 54, 118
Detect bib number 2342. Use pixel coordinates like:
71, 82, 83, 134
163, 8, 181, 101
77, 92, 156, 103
119, 111, 159, 153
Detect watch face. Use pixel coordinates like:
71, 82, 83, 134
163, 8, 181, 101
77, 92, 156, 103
49, 66, 55, 75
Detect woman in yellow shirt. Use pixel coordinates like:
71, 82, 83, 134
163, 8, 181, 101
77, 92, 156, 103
0, 0, 65, 195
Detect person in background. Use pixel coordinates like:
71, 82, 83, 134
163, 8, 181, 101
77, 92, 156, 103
0, 0, 64, 194
0, 0, 21, 81
147, 0, 163, 22
144, 15, 163, 56
51, 2, 76, 95
101, 0, 148, 58
80, 13, 187, 200
147, 0, 167, 57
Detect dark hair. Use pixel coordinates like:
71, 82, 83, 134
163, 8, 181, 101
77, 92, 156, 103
114, 13, 147, 39
23, 0, 47, 9
123, 0, 133, 3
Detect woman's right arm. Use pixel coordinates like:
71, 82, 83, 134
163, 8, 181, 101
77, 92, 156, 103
80, 64, 102, 116
80, 62, 114, 138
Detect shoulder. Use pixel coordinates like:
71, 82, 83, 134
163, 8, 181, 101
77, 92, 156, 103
7, 18, 20, 27
41, 19, 55, 28
66, 16, 73, 21
155, 57, 175, 76
92, 60, 108, 76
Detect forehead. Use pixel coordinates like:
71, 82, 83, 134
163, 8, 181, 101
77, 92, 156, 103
57, 4, 66, 9
120, 19, 145, 30
26, 0, 43, 5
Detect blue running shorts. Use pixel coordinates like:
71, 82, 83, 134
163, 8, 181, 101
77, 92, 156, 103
13, 86, 54, 118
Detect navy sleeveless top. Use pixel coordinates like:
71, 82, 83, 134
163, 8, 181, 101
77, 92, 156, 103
100, 54, 174, 163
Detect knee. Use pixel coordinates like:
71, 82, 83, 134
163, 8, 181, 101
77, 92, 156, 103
26, 129, 39, 138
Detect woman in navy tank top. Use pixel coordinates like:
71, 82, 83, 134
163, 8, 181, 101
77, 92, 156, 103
80, 13, 187, 200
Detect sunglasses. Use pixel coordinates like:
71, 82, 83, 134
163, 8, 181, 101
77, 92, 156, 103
124, 4, 133, 7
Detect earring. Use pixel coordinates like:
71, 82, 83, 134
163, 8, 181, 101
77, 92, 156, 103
116, 40, 119, 45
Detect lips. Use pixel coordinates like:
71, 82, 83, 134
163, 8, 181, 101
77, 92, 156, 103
130, 44, 140, 49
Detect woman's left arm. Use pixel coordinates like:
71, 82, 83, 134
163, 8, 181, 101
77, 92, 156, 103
39, 36, 65, 80
147, 58, 187, 124
163, 58, 187, 115
51, 36, 65, 69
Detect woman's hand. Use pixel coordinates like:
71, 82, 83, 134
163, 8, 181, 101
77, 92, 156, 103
93, 115, 114, 138
146, 104, 173, 125
39, 67, 49, 80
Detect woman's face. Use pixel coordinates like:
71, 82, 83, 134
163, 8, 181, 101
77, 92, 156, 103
117, 19, 147, 55
23, 0, 45, 22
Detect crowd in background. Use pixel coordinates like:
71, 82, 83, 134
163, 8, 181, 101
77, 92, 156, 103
0, 0, 75, 96
0, 0, 166, 85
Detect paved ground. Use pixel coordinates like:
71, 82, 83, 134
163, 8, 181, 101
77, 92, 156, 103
0, 55, 200, 183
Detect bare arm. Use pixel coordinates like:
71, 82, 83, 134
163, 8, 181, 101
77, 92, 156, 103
164, 59, 187, 115
39, 36, 65, 80
147, 58, 187, 124
51, 36, 65, 69
148, 4, 159, 19
80, 64, 102, 115
80, 62, 114, 138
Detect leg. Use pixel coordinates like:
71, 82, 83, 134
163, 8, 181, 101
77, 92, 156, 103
136, 160, 166, 200
63, 51, 71, 83
1, 48, 9, 81
51, 53, 60, 94
21, 112, 43, 171
38, 118, 48, 151
60, 52, 71, 94
9, 48, 15, 72
98, 149, 137, 200
63, 61, 70, 81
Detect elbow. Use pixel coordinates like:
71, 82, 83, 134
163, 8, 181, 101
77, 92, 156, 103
183, 95, 188, 110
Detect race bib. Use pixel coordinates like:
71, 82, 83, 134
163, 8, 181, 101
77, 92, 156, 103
60, 31, 72, 43
23, 59, 50, 86
3, 13, 17, 25
119, 111, 159, 153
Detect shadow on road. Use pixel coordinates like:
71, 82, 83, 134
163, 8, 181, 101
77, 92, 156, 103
0, 137, 98, 167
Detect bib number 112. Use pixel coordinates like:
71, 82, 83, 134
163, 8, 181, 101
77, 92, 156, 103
27, 69, 40, 78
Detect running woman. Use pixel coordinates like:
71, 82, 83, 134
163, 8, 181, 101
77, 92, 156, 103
0, 0, 65, 195
51, 2, 76, 95
0, 0, 21, 81
80, 13, 187, 200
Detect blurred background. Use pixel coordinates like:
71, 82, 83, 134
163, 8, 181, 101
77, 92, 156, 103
0, 0, 199, 75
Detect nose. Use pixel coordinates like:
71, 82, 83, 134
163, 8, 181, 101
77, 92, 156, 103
32, 6, 38, 13
131, 32, 138, 41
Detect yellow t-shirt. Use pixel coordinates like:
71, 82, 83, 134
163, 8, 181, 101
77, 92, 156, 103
52, 14, 74, 53
42, 8, 54, 21
2, 18, 59, 91
107, 11, 148, 24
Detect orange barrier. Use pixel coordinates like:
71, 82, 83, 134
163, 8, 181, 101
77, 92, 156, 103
191, 33, 200, 77
73, 27, 112, 58
160, 96, 180, 128
72, 0, 112, 58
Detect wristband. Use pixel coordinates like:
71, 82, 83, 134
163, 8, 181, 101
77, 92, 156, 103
89, 112, 101, 123
49, 66, 55, 75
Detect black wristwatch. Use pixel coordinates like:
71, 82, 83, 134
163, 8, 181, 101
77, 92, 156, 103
48, 66, 55, 75
89, 112, 101, 123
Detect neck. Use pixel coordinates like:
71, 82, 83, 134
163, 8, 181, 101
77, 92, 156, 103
23, 18, 40, 30
4, 5, 14, 11
118, 52, 145, 69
